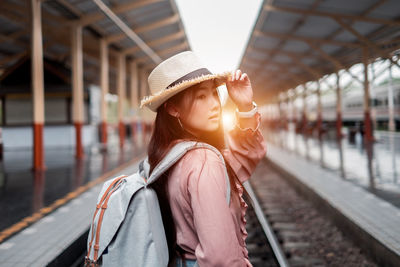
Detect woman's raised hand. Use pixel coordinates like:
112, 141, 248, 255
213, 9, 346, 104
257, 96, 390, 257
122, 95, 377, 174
225, 69, 254, 111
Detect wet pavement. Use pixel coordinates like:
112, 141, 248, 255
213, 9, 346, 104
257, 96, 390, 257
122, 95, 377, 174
263, 123, 400, 208
0, 136, 148, 233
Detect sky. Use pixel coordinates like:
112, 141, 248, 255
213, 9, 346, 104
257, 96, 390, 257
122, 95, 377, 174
175, 0, 263, 73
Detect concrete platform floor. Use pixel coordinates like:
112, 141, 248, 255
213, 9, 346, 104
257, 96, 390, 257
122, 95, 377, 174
0, 139, 147, 236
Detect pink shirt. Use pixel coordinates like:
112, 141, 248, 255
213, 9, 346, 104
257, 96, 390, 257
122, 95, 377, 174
167, 113, 267, 266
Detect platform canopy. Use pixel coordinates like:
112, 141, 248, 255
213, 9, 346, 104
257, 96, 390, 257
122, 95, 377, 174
239, 0, 400, 104
0, 0, 190, 93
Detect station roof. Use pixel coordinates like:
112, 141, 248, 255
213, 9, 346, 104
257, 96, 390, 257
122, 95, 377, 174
239, 0, 400, 104
0, 0, 190, 93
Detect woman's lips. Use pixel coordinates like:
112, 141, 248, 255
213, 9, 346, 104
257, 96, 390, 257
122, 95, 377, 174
209, 114, 219, 120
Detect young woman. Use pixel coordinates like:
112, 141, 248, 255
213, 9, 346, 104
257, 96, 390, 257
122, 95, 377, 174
140, 51, 267, 267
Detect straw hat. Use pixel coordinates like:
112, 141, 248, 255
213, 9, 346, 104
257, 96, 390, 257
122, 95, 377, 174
140, 51, 230, 112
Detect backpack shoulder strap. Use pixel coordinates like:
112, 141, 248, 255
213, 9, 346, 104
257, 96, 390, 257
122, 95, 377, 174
147, 141, 231, 205
85, 174, 127, 266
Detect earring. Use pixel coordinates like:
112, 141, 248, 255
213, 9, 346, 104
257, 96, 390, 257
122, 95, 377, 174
177, 117, 184, 130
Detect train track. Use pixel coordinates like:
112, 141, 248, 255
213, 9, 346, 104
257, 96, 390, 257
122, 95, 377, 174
244, 182, 289, 267
246, 158, 378, 267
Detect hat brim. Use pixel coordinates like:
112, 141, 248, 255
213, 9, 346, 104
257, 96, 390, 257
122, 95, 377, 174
140, 71, 231, 112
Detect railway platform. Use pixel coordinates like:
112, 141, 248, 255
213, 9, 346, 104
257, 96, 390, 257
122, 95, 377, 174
0, 139, 399, 266
0, 152, 145, 267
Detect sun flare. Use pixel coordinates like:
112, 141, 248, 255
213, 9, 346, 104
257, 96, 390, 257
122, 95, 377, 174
222, 111, 235, 131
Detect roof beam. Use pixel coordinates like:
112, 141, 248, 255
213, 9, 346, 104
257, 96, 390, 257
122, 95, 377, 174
255, 30, 361, 48
106, 14, 179, 44
249, 46, 310, 59
0, 51, 28, 67
245, 0, 323, 93
0, 3, 117, 60
287, 55, 322, 80
248, 45, 360, 83
240, 0, 276, 66
122, 30, 184, 56
69, 0, 163, 27
323, 0, 388, 41
54, 0, 106, 36
140, 41, 188, 66
91, 0, 162, 64
334, 18, 400, 69
244, 58, 311, 86
305, 41, 364, 84
264, 4, 400, 27
0, 32, 27, 48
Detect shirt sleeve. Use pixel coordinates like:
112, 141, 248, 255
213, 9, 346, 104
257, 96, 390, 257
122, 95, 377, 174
185, 149, 247, 266
222, 112, 267, 183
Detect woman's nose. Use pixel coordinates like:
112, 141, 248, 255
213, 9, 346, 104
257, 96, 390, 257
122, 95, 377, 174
210, 93, 220, 110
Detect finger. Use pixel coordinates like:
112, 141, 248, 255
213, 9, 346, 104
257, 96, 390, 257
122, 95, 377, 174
235, 69, 241, 80
239, 73, 245, 81
231, 70, 235, 82
241, 73, 248, 81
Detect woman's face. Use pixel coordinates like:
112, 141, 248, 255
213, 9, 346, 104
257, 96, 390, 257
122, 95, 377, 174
177, 80, 221, 136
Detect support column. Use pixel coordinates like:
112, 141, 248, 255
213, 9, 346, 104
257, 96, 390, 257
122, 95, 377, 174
292, 94, 297, 130
139, 68, 147, 140
316, 80, 325, 167
130, 61, 139, 143
363, 50, 375, 188
336, 72, 345, 177
302, 85, 310, 160
100, 39, 109, 149
316, 81, 322, 137
286, 95, 291, 131
72, 25, 84, 159
277, 98, 284, 148
388, 62, 395, 131
363, 48, 374, 142
370, 61, 377, 132
117, 53, 126, 149
291, 93, 298, 153
31, 0, 46, 171
335, 72, 343, 139
302, 85, 308, 135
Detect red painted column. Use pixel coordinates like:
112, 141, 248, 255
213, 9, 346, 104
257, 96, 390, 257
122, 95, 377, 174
100, 39, 109, 149
33, 123, 45, 170
335, 72, 343, 139
292, 95, 297, 132
119, 121, 125, 149
101, 121, 107, 144
117, 53, 126, 149
71, 25, 84, 159
129, 61, 139, 144
131, 121, 136, 143
363, 48, 374, 143
316, 82, 323, 137
75, 122, 83, 159
142, 121, 146, 144
364, 110, 373, 141
302, 85, 308, 135
31, 0, 46, 171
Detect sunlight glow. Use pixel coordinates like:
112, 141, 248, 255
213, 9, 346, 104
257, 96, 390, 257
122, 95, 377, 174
222, 111, 236, 131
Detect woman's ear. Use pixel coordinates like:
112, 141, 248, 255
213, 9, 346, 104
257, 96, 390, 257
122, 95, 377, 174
164, 102, 180, 118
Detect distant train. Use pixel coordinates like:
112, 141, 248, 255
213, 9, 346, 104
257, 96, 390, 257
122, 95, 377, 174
298, 83, 399, 131
259, 82, 400, 133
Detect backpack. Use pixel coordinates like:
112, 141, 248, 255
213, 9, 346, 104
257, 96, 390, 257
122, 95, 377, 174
85, 141, 231, 267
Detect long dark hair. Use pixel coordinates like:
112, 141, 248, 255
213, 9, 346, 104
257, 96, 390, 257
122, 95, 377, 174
148, 81, 243, 266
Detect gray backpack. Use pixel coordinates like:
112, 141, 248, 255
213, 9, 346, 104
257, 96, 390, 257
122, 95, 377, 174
85, 141, 231, 267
